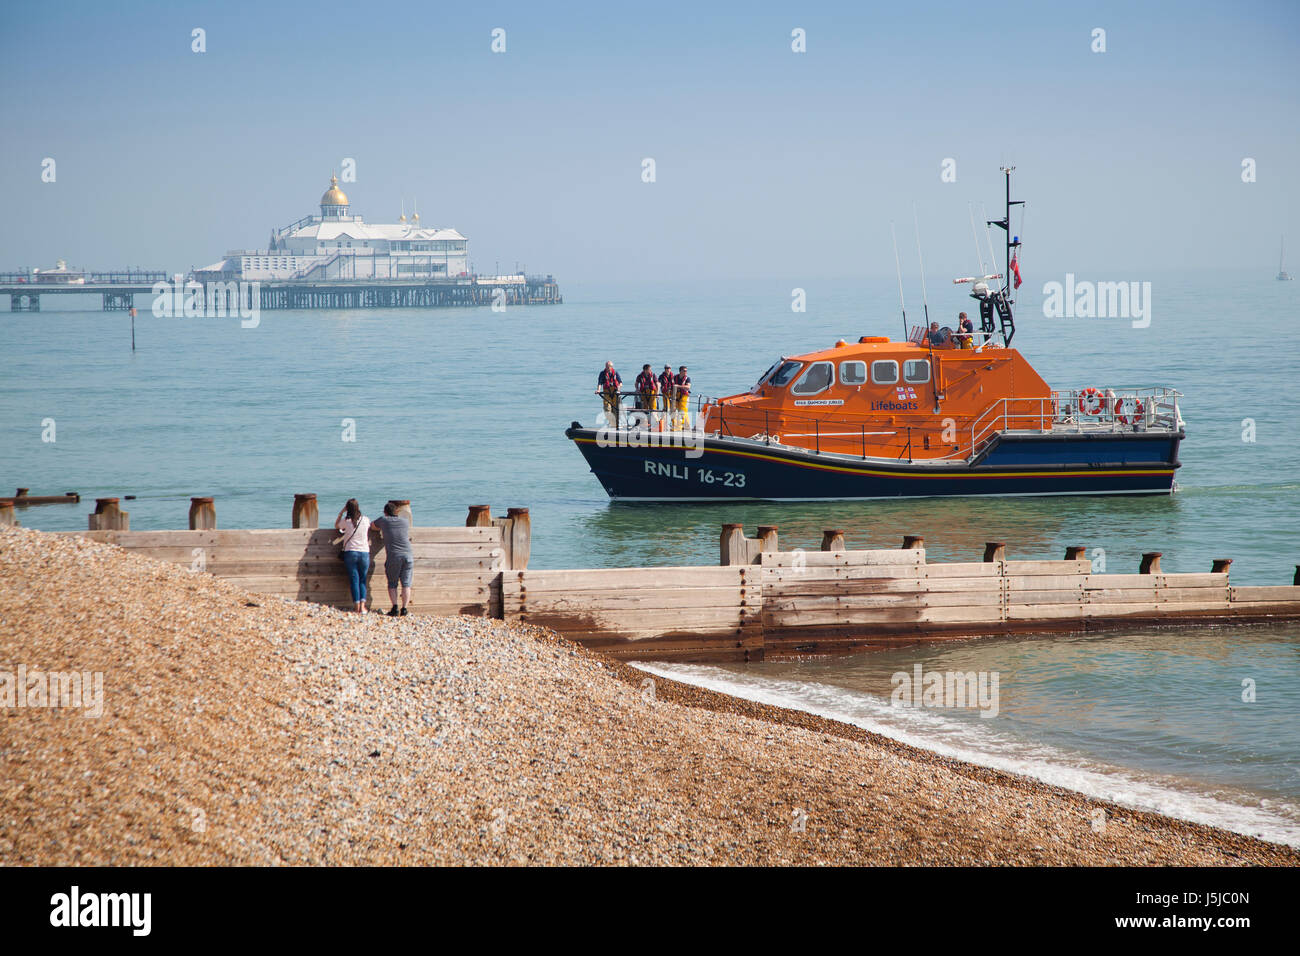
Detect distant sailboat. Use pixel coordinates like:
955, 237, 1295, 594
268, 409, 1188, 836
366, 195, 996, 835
1280, 237, 1294, 281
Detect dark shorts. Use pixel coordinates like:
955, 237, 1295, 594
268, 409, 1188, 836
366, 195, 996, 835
385, 553, 413, 589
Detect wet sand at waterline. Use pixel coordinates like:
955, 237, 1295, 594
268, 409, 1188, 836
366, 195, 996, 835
1, 527, 1294, 866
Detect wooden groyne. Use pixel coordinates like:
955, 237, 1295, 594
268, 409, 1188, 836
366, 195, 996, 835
45, 500, 1300, 661
60, 497, 529, 619
0, 488, 81, 518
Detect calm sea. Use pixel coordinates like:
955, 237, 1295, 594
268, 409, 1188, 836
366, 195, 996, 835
3, 271, 1297, 843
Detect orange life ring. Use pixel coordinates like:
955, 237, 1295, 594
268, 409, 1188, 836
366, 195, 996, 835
1115, 397, 1145, 425
1078, 388, 1105, 416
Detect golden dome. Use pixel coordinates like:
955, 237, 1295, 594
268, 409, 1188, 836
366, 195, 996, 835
320, 174, 349, 207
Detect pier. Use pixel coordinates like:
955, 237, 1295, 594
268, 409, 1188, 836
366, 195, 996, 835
0, 271, 561, 312
44, 498, 1300, 662
0, 271, 167, 311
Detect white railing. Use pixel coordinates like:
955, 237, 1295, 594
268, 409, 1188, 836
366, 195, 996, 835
968, 386, 1182, 459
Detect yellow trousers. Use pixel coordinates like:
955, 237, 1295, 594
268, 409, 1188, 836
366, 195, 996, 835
675, 394, 690, 429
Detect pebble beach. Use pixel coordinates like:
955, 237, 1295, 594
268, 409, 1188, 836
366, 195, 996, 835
1, 526, 1295, 866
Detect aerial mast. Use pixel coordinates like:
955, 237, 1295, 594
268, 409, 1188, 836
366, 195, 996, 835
986, 166, 1024, 346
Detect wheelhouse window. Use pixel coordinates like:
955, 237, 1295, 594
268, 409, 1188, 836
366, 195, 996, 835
792, 361, 834, 395
871, 360, 899, 385
902, 359, 931, 384
769, 361, 804, 387
840, 361, 867, 385
755, 360, 780, 386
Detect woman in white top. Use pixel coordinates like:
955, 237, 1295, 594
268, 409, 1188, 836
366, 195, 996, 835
334, 498, 371, 613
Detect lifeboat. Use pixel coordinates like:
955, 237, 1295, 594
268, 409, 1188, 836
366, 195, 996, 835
566, 172, 1184, 501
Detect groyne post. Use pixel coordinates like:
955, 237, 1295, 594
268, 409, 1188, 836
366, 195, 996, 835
1140, 552, 1162, 574
1065, 545, 1087, 560
0, 499, 15, 527
89, 497, 128, 531
1294, 565, 1299, 587
388, 499, 413, 525
466, 504, 492, 527
506, 508, 531, 570
821, 530, 845, 552
983, 542, 1006, 563
1211, 558, 1232, 574
902, 534, 924, 550
292, 493, 319, 529
757, 525, 779, 553
720, 523, 747, 566
189, 497, 217, 530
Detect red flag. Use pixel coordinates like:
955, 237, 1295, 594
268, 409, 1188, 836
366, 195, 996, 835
1010, 254, 1022, 289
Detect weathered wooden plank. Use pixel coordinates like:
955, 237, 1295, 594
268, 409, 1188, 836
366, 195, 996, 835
920, 563, 1005, 578
1005, 589, 1086, 605
164, 555, 502, 577
1083, 586, 1230, 604
760, 566, 927, 584
918, 605, 1006, 624
1002, 575, 1085, 591
503, 567, 749, 591
761, 605, 1009, 627
1231, 586, 1300, 603
1082, 573, 1228, 590
1005, 604, 1088, 621
514, 623, 758, 644
506, 588, 754, 613
516, 607, 752, 631
765, 590, 1003, 611
1003, 560, 1092, 575
760, 549, 925, 568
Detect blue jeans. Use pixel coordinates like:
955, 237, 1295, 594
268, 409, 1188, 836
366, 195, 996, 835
342, 550, 370, 603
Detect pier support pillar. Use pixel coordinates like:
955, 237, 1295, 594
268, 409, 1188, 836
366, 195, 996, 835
89, 498, 128, 531
292, 493, 319, 529
1211, 558, 1232, 575
1065, 545, 1087, 561
983, 542, 1006, 563
1139, 552, 1163, 574
466, 504, 492, 527
757, 525, 779, 553
189, 497, 217, 530
821, 530, 845, 552
0, 499, 15, 527
902, 534, 924, 550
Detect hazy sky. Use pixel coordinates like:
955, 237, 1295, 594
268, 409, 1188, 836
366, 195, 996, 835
2, 0, 1297, 282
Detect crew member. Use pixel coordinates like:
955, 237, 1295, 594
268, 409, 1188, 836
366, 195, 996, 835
658, 364, 676, 425
673, 365, 692, 430
957, 312, 975, 349
635, 363, 659, 425
927, 321, 952, 348
597, 361, 622, 428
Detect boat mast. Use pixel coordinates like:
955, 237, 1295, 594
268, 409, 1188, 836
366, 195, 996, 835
987, 167, 1024, 346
